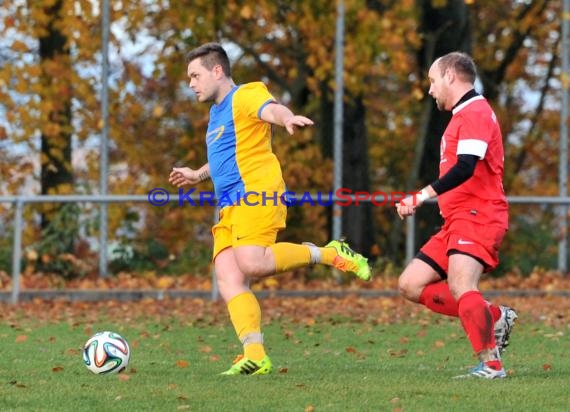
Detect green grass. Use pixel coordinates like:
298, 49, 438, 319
0, 309, 569, 412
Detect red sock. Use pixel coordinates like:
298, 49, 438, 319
485, 360, 503, 371
419, 283, 503, 322
487, 302, 501, 322
419, 282, 459, 317
457, 290, 496, 353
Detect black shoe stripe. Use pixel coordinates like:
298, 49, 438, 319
340, 243, 355, 256
240, 361, 260, 375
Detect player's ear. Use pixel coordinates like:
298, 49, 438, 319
213, 64, 225, 79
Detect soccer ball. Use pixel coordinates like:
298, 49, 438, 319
83, 331, 130, 374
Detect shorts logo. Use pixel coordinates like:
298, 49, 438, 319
458, 239, 474, 245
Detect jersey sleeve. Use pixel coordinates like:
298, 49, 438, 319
234, 82, 276, 119
456, 112, 493, 159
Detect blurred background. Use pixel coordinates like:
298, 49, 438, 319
0, 0, 567, 285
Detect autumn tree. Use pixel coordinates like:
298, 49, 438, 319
472, 0, 559, 192
0, 0, 105, 273
38, 0, 73, 226
0, 0, 565, 276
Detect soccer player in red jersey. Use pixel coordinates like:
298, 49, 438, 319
396, 52, 517, 379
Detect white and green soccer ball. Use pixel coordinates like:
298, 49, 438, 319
83, 331, 130, 374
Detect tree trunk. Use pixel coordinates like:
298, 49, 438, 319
342, 97, 375, 256
318, 89, 375, 257
38, 0, 74, 234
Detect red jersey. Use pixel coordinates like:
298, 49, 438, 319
437, 95, 508, 229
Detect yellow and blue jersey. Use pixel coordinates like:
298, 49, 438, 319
206, 82, 285, 207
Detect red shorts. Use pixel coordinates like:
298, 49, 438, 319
419, 219, 507, 276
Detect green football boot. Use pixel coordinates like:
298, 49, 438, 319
220, 355, 273, 376
325, 239, 372, 281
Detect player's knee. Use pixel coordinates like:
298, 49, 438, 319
398, 271, 427, 302
398, 275, 420, 302
215, 275, 245, 302
448, 283, 472, 301
236, 259, 266, 278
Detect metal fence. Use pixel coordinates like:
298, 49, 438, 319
1, 194, 569, 304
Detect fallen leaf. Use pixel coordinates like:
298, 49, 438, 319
388, 349, 408, 357
66, 348, 80, 356
176, 360, 189, 368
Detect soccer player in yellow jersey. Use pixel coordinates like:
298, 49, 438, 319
169, 42, 371, 376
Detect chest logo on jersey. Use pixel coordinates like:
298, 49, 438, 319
206, 126, 225, 145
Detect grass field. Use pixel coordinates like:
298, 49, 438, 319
0, 296, 569, 412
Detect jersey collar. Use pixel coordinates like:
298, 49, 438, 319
452, 89, 485, 115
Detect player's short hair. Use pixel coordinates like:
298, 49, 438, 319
436, 52, 477, 84
186, 43, 231, 77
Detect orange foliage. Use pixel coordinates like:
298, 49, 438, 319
0, 0, 565, 275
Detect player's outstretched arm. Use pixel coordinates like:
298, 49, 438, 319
169, 164, 210, 187
260, 103, 314, 135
